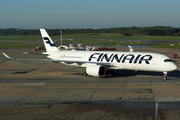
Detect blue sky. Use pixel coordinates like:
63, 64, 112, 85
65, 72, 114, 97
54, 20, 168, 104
1, 0, 180, 29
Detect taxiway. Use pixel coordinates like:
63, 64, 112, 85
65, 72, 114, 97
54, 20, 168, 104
0, 47, 180, 120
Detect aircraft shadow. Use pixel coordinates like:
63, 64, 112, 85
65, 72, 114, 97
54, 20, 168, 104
104, 70, 180, 79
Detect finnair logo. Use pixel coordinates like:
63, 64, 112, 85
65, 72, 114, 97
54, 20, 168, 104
89, 53, 153, 64
43, 37, 56, 46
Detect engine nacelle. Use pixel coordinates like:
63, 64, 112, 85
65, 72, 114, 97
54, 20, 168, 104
86, 65, 106, 77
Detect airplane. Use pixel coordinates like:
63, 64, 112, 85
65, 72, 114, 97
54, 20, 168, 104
2, 29, 177, 80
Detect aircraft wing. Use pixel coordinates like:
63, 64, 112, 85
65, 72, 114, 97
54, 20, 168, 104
2, 52, 55, 62
2, 52, 113, 67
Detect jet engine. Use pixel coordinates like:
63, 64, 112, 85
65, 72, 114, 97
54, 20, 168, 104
86, 65, 106, 77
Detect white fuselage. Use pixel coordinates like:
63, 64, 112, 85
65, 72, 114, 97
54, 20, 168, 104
46, 50, 177, 72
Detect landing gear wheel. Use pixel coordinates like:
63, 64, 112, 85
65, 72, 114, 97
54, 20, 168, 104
105, 70, 114, 75
111, 70, 115, 75
163, 72, 168, 80
83, 72, 88, 76
163, 75, 167, 80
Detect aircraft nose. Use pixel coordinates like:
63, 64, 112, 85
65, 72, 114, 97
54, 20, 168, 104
171, 63, 177, 71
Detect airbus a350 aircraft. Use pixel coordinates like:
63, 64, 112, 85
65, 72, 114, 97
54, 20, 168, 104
3, 29, 177, 80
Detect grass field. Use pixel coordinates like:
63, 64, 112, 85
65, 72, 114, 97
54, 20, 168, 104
53, 33, 180, 40
0, 44, 43, 48
1, 33, 180, 41
150, 42, 180, 49
1, 33, 180, 48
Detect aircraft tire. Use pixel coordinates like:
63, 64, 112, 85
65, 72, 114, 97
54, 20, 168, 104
83, 72, 88, 76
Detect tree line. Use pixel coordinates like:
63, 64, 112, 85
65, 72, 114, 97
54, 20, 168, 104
0, 26, 180, 36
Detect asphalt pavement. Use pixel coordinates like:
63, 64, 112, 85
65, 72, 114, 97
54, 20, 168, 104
0, 47, 180, 120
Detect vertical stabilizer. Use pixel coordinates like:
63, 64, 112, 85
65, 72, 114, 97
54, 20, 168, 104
40, 29, 59, 52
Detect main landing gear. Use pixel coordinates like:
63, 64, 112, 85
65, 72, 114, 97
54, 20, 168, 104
83, 72, 88, 76
163, 72, 168, 80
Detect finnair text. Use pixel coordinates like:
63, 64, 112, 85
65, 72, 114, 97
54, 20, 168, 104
89, 53, 153, 64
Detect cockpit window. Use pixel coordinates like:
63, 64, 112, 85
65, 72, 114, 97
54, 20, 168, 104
164, 59, 173, 62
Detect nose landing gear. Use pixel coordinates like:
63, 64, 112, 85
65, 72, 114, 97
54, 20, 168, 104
163, 72, 167, 80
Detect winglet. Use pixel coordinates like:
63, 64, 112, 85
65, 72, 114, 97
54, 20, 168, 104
2, 52, 13, 59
